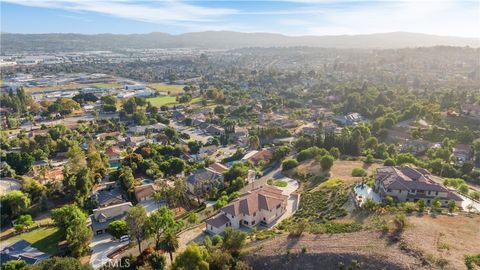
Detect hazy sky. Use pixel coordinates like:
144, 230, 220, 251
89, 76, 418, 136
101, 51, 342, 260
2, 0, 479, 37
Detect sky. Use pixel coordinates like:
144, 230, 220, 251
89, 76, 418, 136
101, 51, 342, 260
1, 0, 479, 38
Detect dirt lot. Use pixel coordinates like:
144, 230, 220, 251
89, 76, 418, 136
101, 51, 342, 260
297, 160, 382, 185
402, 214, 480, 270
246, 231, 428, 270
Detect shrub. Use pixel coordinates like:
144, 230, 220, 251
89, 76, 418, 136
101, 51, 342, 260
14, 214, 33, 231
470, 191, 480, 200
384, 158, 396, 166
365, 154, 374, 163
351, 168, 367, 177
458, 184, 469, 194
320, 155, 334, 171
282, 159, 299, 171
416, 199, 426, 212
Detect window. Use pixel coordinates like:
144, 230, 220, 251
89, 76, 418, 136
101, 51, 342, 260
387, 189, 392, 192
252, 220, 255, 225
435, 191, 438, 195
243, 220, 248, 225
253, 212, 256, 217
276, 204, 281, 209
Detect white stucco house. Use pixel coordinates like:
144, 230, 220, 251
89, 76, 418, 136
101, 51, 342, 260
205, 185, 288, 234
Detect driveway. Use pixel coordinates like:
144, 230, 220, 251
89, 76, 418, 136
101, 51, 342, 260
459, 193, 480, 213
140, 199, 165, 216
90, 235, 128, 269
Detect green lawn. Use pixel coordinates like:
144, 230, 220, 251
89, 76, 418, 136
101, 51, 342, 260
147, 83, 185, 95
147, 96, 178, 107
273, 180, 288, 187
2, 227, 63, 255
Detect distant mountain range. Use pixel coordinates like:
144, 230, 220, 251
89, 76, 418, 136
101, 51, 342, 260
1, 31, 479, 53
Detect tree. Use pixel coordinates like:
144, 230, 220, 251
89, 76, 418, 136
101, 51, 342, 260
159, 230, 179, 262
187, 212, 199, 225
1, 163, 16, 178
172, 243, 209, 270
148, 252, 166, 270
458, 184, 469, 194
14, 214, 34, 231
432, 198, 442, 213
384, 158, 396, 166
108, 220, 129, 239
320, 155, 334, 171
67, 221, 92, 257
214, 195, 229, 210
447, 200, 456, 213
123, 98, 137, 114
1, 260, 27, 270
272, 146, 290, 161
87, 143, 108, 183
146, 207, 180, 249
5, 152, 34, 175
23, 257, 92, 270
222, 228, 247, 255
329, 147, 340, 159
416, 199, 426, 212
51, 204, 92, 257
0, 190, 30, 219
248, 135, 260, 150
66, 143, 86, 174
118, 166, 135, 193
126, 204, 148, 254
73, 167, 93, 206
282, 159, 299, 171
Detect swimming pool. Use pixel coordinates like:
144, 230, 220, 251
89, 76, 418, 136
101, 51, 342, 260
142, 179, 154, 185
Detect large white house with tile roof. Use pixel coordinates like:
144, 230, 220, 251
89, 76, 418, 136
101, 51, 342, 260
374, 166, 462, 207
206, 185, 288, 234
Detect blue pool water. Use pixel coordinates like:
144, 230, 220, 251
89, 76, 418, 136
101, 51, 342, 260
142, 179, 154, 184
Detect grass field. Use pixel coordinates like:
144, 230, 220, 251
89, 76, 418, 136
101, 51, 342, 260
147, 96, 204, 107
91, 83, 122, 88
24, 82, 122, 93
3, 227, 63, 254
147, 96, 178, 107
147, 83, 185, 94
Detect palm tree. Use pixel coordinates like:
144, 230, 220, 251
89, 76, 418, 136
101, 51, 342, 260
159, 230, 179, 263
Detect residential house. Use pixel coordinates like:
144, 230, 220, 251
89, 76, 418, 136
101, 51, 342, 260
89, 202, 133, 235
205, 186, 288, 234
198, 145, 218, 158
399, 139, 431, 154
374, 166, 462, 207
208, 163, 229, 174
206, 125, 224, 136
335, 112, 363, 126
91, 181, 126, 207
105, 146, 122, 166
452, 144, 472, 163
134, 184, 159, 202
461, 103, 480, 119
0, 240, 50, 265
241, 149, 273, 165
128, 123, 167, 135
186, 168, 224, 195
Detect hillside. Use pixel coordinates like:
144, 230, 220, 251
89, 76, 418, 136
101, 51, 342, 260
1, 31, 478, 53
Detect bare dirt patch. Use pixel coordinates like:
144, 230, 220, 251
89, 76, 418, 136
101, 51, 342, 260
402, 214, 480, 270
246, 231, 428, 270
296, 160, 381, 186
